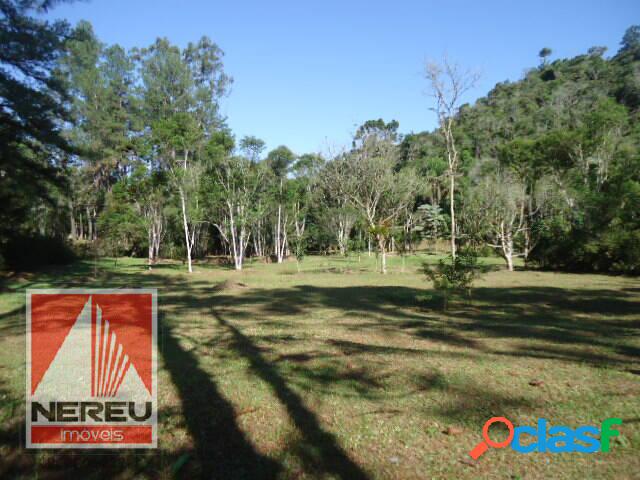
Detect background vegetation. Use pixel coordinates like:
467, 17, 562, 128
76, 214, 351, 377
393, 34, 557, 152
2, 2, 638, 275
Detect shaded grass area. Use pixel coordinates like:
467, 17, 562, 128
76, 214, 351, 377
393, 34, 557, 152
0, 254, 638, 479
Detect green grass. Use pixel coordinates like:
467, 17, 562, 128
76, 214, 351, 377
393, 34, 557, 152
0, 253, 638, 479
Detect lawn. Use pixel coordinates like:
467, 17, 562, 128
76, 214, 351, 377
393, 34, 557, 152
0, 254, 638, 479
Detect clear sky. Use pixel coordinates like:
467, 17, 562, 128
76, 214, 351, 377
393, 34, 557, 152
44, 0, 638, 155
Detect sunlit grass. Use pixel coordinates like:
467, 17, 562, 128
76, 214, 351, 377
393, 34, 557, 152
0, 254, 638, 479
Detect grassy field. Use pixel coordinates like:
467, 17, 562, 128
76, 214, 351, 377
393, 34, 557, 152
0, 253, 638, 479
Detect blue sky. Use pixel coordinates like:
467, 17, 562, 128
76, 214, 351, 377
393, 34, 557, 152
45, 0, 638, 155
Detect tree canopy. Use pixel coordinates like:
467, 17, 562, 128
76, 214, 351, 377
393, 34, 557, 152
1, 5, 638, 275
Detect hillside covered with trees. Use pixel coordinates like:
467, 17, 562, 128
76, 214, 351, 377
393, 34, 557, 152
2, 0, 639, 274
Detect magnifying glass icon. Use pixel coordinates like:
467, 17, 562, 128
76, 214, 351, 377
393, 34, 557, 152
469, 416, 514, 459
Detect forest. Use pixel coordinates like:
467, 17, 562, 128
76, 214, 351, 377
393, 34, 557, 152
2, 1, 639, 276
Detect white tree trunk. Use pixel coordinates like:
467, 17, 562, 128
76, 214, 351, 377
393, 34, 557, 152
179, 187, 193, 273
228, 205, 246, 271
69, 200, 76, 240
236, 225, 247, 271
86, 206, 93, 241
148, 229, 154, 269
144, 204, 163, 270
506, 251, 514, 272
153, 232, 161, 260
253, 218, 264, 257
93, 207, 98, 239
275, 204, 282, 263
274, 204, 288, 263
449, 170, 456, 259
377, 235, 387, 274
337, 220, 347, 256
500, 222, 514, 272
153, 213, 162, 262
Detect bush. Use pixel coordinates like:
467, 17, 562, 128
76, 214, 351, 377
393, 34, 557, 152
422, 249, 483, 309
2, 234, 76, 271
71, 239, 96, 259
161, 243, 186, 262
532, 223, 640, 274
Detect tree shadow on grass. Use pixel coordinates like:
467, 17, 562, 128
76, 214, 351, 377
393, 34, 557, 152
2, 262, 639, 477
0, 305, 23, 335
160, 316, 281, 479
212, 309, 370, 480
0, 274, 282, 480
414, 371, 539, 426
0, 372, 172, 479
206, 284, 640, 369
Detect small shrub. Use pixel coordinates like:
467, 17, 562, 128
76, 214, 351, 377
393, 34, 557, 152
71, 239, 95, 259
422, 249, 483, 310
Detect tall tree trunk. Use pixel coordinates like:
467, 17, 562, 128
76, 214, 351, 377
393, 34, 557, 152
148, 229, 154, 269
449, 170, 456, 259
505, 251, 514, 272
253, 217, 263, 257
377, 234, 387, 274
154, 208, 163, 263
228, 205, 244, 271
153, 223, 161, 261
500, 222, 514, 272
93, 207, 98, 240
236, 225, 247, 271
275, 204, 282, 263
282, 228, 288, 261
338, 220, 346, 256
86, 206, 93, 241
179, 187, 193, 273
69, 200, 76, 241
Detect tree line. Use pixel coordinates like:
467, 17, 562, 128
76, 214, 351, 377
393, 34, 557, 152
1, 1, 639, 274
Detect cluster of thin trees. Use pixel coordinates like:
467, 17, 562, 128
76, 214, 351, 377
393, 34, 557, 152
59, 23, 640, 274
4, 3, 638, 274
58, 23, 440, 274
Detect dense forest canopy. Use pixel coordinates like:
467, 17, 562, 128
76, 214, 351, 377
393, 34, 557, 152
1, 0, 639, 274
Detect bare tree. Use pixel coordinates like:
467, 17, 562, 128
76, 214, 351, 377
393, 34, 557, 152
337, 138, 418, 274
318, 157, 357, 255
466, 171, 524, 271
136, 196, 165, 269
425, 58, 479, 259
212, 155, 264, 270
171, 148, 203, 274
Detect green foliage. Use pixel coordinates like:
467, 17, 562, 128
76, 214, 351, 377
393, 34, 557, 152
532, 162, 640, 274
422, 250, 483, 309
1, 9, 638, 277
0, 0, 74, 242
444, 27, 640, 274
353, 118, 400, 145
538, 47, 553, 66
293, 235, 306, 264
368, 223, 390, 240
620, 25, 640, 54
239, 135, 266, 162
266, 145, 296, 178
97, 182, 145, 259
417, 203, 446, 242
